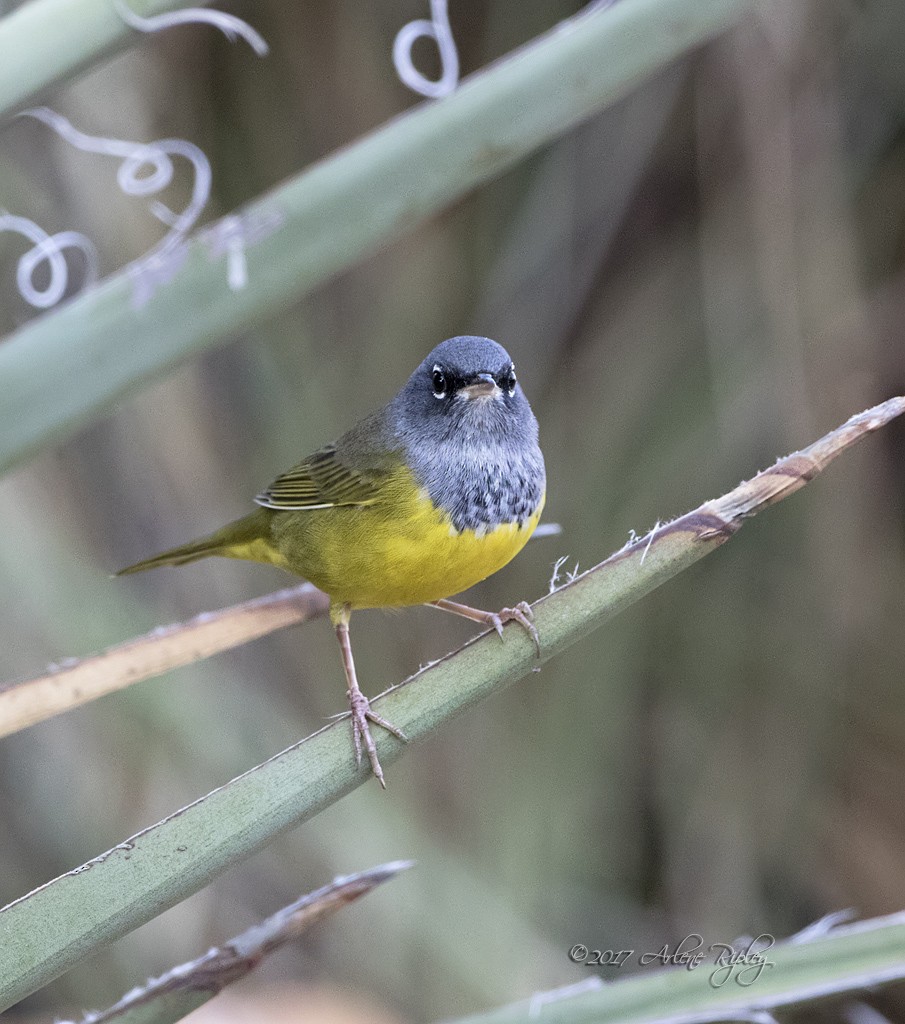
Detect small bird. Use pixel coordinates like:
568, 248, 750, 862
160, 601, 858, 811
118, 336, 546, 785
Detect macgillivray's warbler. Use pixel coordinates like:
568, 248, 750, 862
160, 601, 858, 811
118, 336, 546, 785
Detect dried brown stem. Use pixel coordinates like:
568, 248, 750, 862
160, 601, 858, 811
61, 860, 412, 1024
0, 583, 330, 739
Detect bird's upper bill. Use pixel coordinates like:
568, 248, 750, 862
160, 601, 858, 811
458, 372, 502, 400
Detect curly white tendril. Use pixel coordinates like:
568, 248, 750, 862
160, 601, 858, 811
23, 107, 210, 259
21, 107, 215, 304
0, 211, 98, 309
114, 0, 269, 56
393, 0, 459, 99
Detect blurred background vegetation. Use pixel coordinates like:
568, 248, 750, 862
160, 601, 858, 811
2, 0, 905, 1021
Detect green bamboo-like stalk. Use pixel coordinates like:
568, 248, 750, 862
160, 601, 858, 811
445, 911, 905, 1024
0, 397, 899, 1012
0, 0, 752, 476
0, 0, 215, 120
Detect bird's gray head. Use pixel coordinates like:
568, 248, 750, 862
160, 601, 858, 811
391, 336, 545, 531
393, 335, 534, 442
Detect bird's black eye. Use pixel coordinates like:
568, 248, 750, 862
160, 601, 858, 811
503, 364, 517, 395
431, 366, 447, 398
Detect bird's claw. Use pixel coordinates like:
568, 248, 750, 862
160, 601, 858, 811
347, 689, 407, 788
491, 601, 541, 658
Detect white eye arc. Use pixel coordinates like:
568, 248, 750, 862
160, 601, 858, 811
431, 364, 447, 398
507, 363, 517, 395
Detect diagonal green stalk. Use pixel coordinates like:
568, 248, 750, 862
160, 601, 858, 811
444, 911, 905, 1024
0, 0, 215, 121
0, 0, 752, 476
0, 397, 900, 1012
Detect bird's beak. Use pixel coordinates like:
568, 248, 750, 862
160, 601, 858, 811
459, 373, 501, 400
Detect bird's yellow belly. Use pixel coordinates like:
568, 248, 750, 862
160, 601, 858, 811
344, 509, 543, 609
271, 476, 545, 610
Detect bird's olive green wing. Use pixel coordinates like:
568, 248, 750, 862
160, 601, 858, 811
254, 443, 384, 510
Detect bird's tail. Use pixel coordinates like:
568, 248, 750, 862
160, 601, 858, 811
116, 510, 280, 575
116, 536, 225, 574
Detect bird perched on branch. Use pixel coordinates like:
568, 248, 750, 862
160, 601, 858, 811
119, 335, 546, 785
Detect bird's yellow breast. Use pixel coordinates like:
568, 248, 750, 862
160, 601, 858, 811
267, 467, 545, 610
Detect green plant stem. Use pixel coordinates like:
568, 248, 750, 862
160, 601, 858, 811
0, 397, 900, 1012
0, 0, 214, 120
0, 0, 751, 476
445, 911, 905, 1023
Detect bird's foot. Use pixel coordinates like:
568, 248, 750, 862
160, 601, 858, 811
485, 601, 540, 657
429, 597, 541, 658
347, 687, 407, 789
